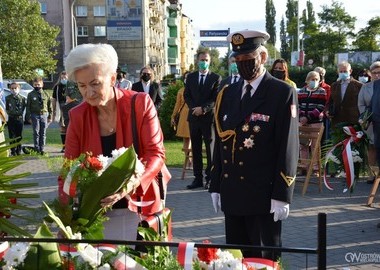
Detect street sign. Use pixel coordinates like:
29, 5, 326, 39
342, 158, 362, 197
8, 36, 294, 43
200, 30, 229, 37
200, 40, 229, 48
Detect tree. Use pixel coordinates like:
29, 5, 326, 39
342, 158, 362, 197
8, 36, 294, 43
279, 16, 290, 60
0, 0, 59, 80
318, 1, 356, 51
285, 0, 299, 53
300, 0, 319, 66
352, 17, 380, 51
265, 0, 276, 45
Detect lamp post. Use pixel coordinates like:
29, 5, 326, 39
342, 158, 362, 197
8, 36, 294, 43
70, 0, 77, 49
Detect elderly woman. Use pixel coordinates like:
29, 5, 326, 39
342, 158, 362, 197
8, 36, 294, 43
63, 43, 171, 240
298, 71, 327, 163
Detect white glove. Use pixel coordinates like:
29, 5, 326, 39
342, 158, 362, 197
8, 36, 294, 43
211, 193, 221, 213
270, 199, 289, 222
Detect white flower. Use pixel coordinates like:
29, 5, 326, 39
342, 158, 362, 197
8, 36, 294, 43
111, 147, 127, 159
98, 263, 111, 270
135, 158, 145, 177
204, 249, 247, 270
3, 242, 30, 268
326, 152, 341, 164
77, 243, 103, 268
351, 150, 363, 163
97, 154, 110, 175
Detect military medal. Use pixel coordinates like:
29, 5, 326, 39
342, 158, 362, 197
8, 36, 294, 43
243, 137, 254, 148
253, 125, 261, 133
242, 123, 249, 132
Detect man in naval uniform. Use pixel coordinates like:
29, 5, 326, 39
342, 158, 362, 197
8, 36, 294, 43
209, 29, 299, 260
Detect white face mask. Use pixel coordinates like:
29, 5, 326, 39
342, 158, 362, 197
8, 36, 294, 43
358, 76, 369, 83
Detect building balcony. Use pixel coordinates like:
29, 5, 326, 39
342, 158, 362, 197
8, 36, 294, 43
168, 57, 178, 64
167, 37, 179, 46
167, 17, 177, 27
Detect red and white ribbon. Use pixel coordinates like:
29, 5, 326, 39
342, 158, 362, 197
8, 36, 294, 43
63, 173, 78, 197
177, 242, 195, 270
0, 242, 9, 260
324, 126, 364, 191
113, 252, 147, 270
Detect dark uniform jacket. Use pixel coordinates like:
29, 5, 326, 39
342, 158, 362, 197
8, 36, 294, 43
184, 71, 221, 123
328, 78, 362, 128
209, 71, 299, 216
218, 75, 242, 92
25, 89, 52, 121
5, 94, 26, 119
131, 81, 163, 110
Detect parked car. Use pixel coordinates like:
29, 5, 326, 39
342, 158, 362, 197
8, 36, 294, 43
2, 79, 34, 99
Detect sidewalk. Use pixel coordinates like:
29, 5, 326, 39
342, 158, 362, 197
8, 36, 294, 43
8, 146, 380, 270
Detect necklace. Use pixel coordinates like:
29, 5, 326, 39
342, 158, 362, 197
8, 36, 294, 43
98, 108, 116, 135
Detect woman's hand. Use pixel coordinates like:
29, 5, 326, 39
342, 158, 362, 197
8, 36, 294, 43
100, 189, 127, 208
299, 116, 308, 126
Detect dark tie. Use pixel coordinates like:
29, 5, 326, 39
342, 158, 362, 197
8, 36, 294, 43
233, 75, 238, 84
241, 84, 253, 111
199, 74, 205, 87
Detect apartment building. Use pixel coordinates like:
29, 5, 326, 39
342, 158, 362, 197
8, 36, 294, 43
38, 0, 194, 83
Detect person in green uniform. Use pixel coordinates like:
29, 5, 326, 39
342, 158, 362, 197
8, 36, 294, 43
5, 82, 27, 155
25, 77, 52, 155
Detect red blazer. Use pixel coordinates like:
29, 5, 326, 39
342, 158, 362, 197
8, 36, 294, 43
64, 88, 171, 215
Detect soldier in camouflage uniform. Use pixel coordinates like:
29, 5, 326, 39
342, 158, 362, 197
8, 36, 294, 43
5, 82, 26, 155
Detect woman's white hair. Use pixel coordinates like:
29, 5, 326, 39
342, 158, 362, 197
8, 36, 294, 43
305, 71, 320, 82
65, 43, 118, 81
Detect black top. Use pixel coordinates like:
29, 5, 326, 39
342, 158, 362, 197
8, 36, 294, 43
101, 133, 128, 209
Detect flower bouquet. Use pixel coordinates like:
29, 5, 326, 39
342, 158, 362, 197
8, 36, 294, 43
55, 146, 144, 239
323, 123, 369, 192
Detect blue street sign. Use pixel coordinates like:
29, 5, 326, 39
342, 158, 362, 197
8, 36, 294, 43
200, 30, 229, 37
200, 40, 230, 48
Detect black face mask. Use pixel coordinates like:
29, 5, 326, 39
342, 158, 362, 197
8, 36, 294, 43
272, 70, 286, 80
34, 86, 42, 91
236, 57, 260, 81
141, 74, 151, 82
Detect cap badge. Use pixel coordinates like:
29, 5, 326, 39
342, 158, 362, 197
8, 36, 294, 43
232, 34, 244, 46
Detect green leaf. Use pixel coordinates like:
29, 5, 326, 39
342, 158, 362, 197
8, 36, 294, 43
22, 224, 63, 270
78, 147, 137, 226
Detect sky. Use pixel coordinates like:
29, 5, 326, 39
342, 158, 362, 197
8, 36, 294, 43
179, 0, 379, 53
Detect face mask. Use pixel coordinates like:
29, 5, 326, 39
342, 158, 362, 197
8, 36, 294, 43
358, 76, 369, 83
11, 89, 20, 96
61, 79, 68, 85
236, 56, 260, 81
229, 62, 239, 74
272, 70, 286, 80
308, 81, 319, 89
141, 73, 151, 82
198, 61, 209, 71
339, 72, 350, 81
34, 86, 42, 91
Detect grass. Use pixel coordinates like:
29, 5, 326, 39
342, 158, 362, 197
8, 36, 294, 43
4, 124, 185, 168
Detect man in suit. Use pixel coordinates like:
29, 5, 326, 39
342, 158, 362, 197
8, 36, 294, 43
209, 30, 299, 260
184, 50, 221, 189
132, 66, 163, 110
218, 55, 241, 92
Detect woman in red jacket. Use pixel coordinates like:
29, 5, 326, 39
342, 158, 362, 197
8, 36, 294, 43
63, 43, 170, 240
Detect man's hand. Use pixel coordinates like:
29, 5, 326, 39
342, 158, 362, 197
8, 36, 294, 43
192, 106, 204, 116
270, 199, 289, 222
211, 193, 221, 213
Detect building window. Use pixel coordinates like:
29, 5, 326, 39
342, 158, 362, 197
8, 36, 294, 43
94, 6, 105, 17
76, 6, 87, 17
77, 26, 88, 37
94, 26, 106, 37
40, 2, 47, 14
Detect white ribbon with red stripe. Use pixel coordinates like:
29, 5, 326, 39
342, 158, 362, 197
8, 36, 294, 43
0, 242, 9, 260
59, 243, 117, 258
63, 170, 78, 197
324, 126, 363, 192
112, 252, 147, 270
177, 242, 195, 270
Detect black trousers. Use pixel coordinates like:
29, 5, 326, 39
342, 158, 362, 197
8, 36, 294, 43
189, 120, 212, 183
225, 213, 282, 260
7, 116, 24, 155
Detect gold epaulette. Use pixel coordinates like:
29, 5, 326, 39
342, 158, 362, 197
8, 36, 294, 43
280, 172, 296, 187
214, 85, 237, 162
